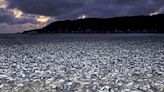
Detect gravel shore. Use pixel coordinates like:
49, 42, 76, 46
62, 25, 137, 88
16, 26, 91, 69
0, 34, 164, 92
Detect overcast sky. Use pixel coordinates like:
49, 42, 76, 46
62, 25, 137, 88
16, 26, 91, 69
0, 0, 164, 33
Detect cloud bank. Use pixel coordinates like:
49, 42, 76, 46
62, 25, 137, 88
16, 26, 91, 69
1, 0, 164, 33
8, 0, 164, 18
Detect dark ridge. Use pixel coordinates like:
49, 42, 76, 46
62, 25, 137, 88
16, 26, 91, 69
23, 14, 164, 34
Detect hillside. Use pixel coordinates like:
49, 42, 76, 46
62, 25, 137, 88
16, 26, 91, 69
23, 14, 164, 34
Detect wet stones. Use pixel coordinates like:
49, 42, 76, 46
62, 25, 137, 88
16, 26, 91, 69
0, 34, 164, 91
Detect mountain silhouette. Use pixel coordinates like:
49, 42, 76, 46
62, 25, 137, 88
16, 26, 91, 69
23, 14, 164, 34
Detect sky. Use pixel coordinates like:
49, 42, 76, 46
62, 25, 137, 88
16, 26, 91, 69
0, 0, 164, 33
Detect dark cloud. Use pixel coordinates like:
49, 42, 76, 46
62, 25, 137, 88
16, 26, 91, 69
0, 9, 14, 23
0, 23, 38, 33
1, 0, 164, 33
0, 9, 37, 24
8, 0, 85, 17
84, 0, 164, 17
7, 0, 164, 19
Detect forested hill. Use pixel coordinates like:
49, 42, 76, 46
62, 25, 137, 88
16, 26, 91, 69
23, 14, 164, 34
